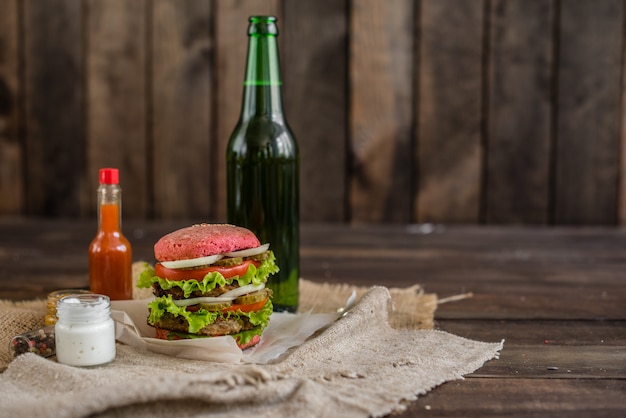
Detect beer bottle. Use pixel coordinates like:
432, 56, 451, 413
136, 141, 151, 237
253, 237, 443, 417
226, 16, 299, 312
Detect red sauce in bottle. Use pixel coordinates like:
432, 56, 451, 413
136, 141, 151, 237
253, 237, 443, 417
88, 169, 132, 300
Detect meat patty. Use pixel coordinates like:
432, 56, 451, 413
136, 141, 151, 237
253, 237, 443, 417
152, 312, 256, 336
152, 282, 240, 299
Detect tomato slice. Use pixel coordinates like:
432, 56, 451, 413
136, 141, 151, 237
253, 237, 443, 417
221, 297, 269, 314
154, 260, 260, 282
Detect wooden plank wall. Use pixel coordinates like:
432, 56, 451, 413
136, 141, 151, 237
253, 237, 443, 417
0, 0, 624, 225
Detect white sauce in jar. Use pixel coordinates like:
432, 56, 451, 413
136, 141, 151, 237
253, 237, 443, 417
55, 294, 116, 367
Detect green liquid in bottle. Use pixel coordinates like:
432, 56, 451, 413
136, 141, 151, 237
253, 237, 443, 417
226, 16, 299, 312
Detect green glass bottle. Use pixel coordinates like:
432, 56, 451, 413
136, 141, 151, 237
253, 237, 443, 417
226, 16, 299, 312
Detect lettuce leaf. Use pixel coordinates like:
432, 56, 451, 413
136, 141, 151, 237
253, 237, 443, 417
235, 327, 264, 346
147, 295, 273, 334
137, 262, 158, 288
247, 299, 274, 326
137, 252, 280, 298
147, 295, 219, 333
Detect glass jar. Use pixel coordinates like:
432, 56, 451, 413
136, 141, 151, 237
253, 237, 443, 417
45, 289, 93, 325
55, 294, 116, 367
10, 325, 56, 358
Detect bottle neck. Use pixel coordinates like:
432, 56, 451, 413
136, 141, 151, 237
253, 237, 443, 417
97, 184, 121, 232
240, 24, 285, 121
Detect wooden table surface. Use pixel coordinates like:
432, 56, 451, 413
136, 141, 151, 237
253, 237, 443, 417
0, 218, 624, 416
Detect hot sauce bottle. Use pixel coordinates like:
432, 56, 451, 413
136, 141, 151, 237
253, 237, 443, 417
88, 168, 132, 300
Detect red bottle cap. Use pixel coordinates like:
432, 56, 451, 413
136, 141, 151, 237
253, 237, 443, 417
99, 168, 119, 185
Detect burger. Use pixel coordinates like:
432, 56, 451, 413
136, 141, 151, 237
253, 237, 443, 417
137, 223, 278, 349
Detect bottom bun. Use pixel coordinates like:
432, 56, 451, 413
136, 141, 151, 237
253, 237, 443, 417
154, 327, 262, 350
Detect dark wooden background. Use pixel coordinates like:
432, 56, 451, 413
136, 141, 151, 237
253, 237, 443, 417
0, 0, 625, 225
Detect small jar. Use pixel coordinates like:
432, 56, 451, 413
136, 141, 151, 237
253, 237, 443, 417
10, 325, 56, 358
55, 294, 116, 367
46, 289, 93, 325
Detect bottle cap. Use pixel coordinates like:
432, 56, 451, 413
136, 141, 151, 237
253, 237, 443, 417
99, 168, 119, 185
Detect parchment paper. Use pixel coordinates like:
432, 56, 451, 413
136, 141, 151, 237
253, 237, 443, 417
111, 298, 339, 364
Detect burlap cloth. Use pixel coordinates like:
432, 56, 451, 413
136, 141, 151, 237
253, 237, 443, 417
0, 273, 503, 418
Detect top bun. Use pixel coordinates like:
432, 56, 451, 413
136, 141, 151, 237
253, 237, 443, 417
154, 223, 261, 262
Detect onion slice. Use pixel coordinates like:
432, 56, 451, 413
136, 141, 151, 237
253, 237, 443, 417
161, 254, 223, 269
221, 283, 265, 299
159, 244, 269, 269
223, 243, 270, 258
172, 296, 233, 307
170, 284, 265, 307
